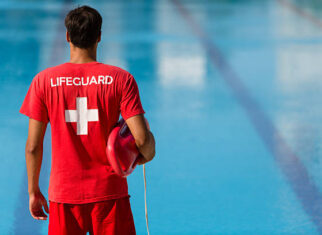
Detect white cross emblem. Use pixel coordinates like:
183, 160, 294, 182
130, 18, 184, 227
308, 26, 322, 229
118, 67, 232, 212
65, 97, 99, 135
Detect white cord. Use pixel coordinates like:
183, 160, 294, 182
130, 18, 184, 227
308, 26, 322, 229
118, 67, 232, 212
143, 164, 150, 235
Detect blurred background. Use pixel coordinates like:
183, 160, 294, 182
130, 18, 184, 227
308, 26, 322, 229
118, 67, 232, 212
1, 0, 322, 234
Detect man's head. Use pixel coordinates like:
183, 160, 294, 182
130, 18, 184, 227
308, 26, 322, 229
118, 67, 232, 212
65, 5, 102, 49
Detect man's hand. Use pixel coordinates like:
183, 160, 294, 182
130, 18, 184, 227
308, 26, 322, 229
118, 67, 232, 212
137, 154, 149, 165
29, 191, 49, 220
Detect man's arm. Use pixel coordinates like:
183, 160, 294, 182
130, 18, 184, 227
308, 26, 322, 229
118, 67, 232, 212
125, 114, 156, 164
25, 118, 49, 220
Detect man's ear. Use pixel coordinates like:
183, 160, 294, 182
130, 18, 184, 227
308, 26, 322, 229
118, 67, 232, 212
66, 31, 70, 42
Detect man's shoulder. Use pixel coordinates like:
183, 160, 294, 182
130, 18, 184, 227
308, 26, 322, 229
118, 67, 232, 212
98, 64, 136, 86
100, 63, 132, 77
35, 63, 67, 78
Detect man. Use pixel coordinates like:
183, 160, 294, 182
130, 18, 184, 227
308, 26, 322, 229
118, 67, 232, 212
19, 5, 155, 235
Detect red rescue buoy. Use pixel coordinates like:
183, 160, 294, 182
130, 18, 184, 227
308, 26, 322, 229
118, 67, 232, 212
106, 118, 150, 177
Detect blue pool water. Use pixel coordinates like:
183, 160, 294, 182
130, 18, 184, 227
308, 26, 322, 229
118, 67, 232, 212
1, 0, 322, 234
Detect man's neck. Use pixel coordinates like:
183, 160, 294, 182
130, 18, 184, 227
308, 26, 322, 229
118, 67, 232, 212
69, 44, 97, 64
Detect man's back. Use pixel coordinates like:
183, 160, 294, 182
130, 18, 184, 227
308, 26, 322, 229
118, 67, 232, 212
20, 61, 145, 203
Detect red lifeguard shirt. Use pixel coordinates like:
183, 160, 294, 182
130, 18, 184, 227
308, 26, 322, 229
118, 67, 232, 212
19, 62, 145, 204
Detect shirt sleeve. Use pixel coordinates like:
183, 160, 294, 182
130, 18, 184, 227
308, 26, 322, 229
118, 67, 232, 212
19, 75, 49, 123
120, 74, 145, 120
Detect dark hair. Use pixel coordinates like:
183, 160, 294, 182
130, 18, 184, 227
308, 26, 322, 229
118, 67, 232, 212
65, 5, 102, 48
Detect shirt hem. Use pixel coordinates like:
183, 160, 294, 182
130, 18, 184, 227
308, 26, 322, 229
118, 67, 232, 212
48, 193, 129, 204
19, 109, 49, 124
122, 110, 145, 121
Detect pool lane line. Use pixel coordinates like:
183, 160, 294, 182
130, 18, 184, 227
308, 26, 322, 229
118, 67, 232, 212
278, 0, 322, 29
171, 0, 322, 233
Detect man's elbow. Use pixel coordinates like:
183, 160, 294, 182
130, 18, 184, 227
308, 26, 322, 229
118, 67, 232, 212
151, 149, 156, 160
25, 143, 42, 156
135, 132, 149, 149
135, 131, 156, 160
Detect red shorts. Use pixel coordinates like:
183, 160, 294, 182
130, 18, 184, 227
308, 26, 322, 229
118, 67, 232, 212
48, 196, 136, 235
